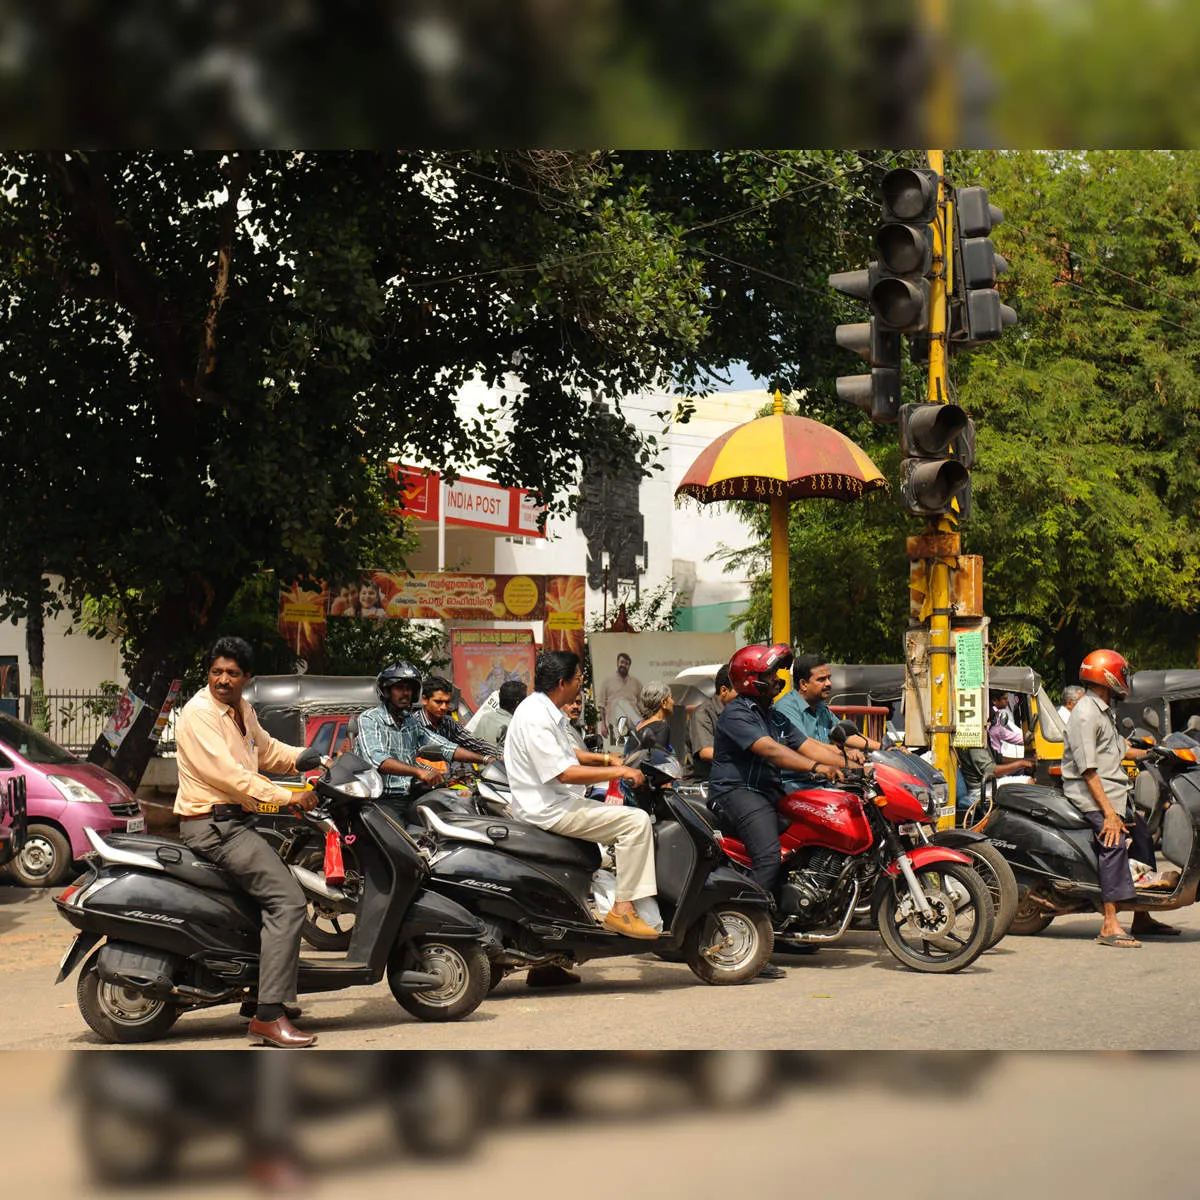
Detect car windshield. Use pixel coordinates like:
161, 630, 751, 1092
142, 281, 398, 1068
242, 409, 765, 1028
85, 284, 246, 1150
0, 712, 77, 764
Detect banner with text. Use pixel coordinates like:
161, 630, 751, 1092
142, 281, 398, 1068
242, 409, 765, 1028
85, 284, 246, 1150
393, 465, 545, 537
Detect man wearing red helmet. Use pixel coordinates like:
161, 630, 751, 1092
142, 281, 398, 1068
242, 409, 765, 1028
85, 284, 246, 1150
710, 644, 850, 975
1062, 648, 1175, 947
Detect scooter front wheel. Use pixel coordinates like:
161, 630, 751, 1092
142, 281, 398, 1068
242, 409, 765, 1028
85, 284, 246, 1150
77, 950, 180, 1044
390, 940, 491, 1022
683, 905, 774, 985
874, 863, 993, 974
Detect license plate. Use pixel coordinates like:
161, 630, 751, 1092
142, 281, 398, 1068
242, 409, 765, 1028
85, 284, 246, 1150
125, 816, 145, 833
257, 802, 280, 814
937, 805, 956, 820
898, 823, 921, 837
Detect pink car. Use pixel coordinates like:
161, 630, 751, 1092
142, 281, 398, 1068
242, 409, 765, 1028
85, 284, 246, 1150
0, 712, 144, 888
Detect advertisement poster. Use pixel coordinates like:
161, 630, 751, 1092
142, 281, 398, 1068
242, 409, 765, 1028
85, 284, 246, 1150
450, 630, 536, 713
278, 579, 329, 658
588, 632, 737, 701
149, 679, 183, 744
280, 572, 585, 660
101, 688, 146, 753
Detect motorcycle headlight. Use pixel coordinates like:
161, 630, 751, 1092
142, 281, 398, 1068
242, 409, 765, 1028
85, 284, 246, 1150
339, 770, 384, 800
48, 775, 106, 804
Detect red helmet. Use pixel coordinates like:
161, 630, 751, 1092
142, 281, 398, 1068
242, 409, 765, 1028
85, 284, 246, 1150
1078, 649, 1131, 698
729, 644, 794, 701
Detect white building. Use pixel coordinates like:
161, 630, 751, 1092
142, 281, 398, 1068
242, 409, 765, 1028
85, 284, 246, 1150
403, 386, 773, 639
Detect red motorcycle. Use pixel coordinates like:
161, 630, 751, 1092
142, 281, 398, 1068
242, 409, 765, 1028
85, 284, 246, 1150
697, 728, 995, 973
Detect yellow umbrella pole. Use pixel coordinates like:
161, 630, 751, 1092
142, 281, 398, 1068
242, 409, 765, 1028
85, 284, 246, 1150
770, 494, 790, 647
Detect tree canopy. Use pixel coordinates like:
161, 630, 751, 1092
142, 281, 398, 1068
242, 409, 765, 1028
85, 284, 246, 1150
734, 150, 1200, 690
0, 149, 882, 782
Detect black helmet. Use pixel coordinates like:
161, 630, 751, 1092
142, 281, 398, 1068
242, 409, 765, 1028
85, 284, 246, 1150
376, 661, 421, 703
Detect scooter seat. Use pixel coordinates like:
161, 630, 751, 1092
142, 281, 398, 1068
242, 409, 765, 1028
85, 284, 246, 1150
678, 794, 722, 832
102, 832, 246, 895
992, 783, 1091, 830
439, 815, 602, 872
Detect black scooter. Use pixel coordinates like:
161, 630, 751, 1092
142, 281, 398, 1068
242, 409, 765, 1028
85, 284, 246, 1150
54, 753, 496, 1043
977, 743, 1200, 935
409, 749, 776, 986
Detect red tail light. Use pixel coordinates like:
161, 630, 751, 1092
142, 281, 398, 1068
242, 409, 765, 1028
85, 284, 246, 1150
57, 884, 81, 905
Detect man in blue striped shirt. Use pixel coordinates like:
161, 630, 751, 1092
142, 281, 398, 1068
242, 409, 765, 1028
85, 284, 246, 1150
355, 662, 479, 815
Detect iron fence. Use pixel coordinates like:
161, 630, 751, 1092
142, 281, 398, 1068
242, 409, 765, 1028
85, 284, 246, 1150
17, 691, 117, 755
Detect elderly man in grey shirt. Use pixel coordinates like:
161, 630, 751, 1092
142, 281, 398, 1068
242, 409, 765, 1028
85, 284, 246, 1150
1062, 650, 1175, 947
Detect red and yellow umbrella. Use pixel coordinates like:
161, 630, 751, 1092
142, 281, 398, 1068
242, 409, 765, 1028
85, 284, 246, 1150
675, 391, 886, 644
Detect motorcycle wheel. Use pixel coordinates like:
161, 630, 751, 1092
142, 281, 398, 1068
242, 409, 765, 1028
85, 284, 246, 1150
285, 837, 357, 952
77, 950, 180, 1044
390, 1055, 482, 1158
875, 863, 993, 974
959, 842, 1018, 948
683, 905, 774, 985
81, 1108, 180, 1185
1009, 889, 1057, 936
390, 940, 491, 1022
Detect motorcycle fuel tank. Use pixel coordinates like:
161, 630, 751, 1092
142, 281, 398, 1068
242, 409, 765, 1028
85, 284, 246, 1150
778, 788, 873, 856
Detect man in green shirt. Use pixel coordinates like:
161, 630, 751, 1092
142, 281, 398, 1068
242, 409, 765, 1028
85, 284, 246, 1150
774, 654, 878, 789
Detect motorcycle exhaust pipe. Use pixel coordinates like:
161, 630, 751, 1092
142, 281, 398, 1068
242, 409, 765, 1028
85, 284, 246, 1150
777, 882, 860, 944
289, 863, 348, 903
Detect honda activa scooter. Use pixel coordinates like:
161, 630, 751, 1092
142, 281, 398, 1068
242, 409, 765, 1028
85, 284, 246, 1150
681, 725, 995, 973
977, 741, 1200, 935
54, 753, 496, 1043
409, 749, 776, 986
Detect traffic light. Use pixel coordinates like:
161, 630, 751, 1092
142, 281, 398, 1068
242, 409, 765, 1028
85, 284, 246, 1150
898, 401, 975, 518
872, 167, 939, 333
951, 185, 1017, 346
829, 270, 902, 424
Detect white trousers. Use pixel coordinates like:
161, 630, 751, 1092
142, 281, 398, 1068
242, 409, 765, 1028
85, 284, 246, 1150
548, 802, 657, 902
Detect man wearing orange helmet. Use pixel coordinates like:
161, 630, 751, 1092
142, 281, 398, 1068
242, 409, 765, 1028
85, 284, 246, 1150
1062, 648, 1174, 947
710, 645, 850, 977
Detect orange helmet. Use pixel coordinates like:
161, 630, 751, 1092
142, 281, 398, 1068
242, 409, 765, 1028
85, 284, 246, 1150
1078, 649, 1131, 698
729, 644, 793, 701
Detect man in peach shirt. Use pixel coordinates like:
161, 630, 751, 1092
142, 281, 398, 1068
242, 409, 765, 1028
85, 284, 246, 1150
175, 636, 322, 1048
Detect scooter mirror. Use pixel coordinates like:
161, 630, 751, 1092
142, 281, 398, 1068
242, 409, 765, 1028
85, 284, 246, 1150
1188, 715, 1200, 733
1121, 717, 1135, 733
615, 715, 630, 740
416, 744, 446, 760
829, 725, 849, 748
1143, 708, 1161, 731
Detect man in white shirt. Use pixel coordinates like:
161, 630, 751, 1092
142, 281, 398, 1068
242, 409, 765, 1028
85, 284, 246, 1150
505, 650, 660, 940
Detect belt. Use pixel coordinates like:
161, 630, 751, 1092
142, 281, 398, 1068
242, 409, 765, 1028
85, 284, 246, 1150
180, 804, 247, 822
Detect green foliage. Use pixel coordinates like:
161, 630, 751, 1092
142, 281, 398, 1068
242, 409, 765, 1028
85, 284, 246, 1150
586, 579, 684, 634
733, 150, 1200, 684
320, 620, 449, 679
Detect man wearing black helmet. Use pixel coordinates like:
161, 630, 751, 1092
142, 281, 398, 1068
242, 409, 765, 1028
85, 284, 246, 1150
355, 662, 482, 818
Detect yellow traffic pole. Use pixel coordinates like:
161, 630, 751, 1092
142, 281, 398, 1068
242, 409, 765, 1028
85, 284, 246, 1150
926, 150, 957, 827
770, 390, 791, 649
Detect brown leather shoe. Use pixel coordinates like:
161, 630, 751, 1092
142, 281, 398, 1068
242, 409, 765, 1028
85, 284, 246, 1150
602, 909, 661, 940
248, 1014, 317, 1048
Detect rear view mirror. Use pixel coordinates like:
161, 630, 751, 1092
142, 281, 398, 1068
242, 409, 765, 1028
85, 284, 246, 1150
417, 743, 445, 760
1143, 708, 1161, 731
1121, 717, 1134, 733
616, 715, 630, 740
829, 725, 849, 748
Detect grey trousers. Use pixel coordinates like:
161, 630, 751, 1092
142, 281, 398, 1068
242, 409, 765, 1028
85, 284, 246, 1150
179, 817, 307, 1005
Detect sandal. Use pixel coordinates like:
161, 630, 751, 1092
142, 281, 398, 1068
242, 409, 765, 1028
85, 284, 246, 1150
1096, 932, 1142, 948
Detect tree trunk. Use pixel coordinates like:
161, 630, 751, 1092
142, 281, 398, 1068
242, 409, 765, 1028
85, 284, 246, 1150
87, 573, 240, 790
25, 580, 47, 733
1054, 615, 1087, 691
